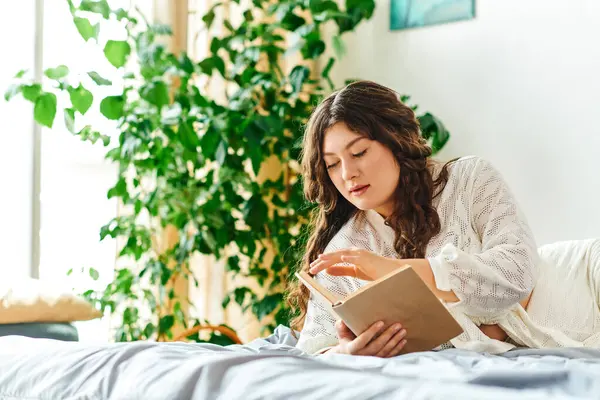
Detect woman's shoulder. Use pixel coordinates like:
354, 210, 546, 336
432, 155, 507, 202
436, 155, 500, 180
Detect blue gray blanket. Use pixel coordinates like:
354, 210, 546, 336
0, 326, 599, 399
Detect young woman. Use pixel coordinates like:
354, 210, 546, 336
286, 80, 600, 357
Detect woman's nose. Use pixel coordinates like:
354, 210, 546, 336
341, 161, 358, 181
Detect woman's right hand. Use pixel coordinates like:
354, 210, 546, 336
327, 320, 407, 357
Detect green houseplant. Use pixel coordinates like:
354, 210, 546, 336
5, 0, 450, 343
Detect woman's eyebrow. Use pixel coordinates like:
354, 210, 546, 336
323, 137, 367, 156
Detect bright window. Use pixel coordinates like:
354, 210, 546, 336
38, 0, 131, 342
0, 0, 36, 279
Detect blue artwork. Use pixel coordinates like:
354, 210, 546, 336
390, 0, 475, 31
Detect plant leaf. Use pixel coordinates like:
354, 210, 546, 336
226, 256, 240, 272
100, 95, 125, 120
141, 80, 170, 109
289, 65, 310, 93
302, 37, 326, 59
332, 35, 346, 58
34, 92, 57, 128
107, 177, 127, 199
87, 71, 112, 86
243, 195, 268, 232
21, 84, 42, 102
89, 267, 100, 280
80, 0, 111, 18
321, 57, 335, 90
215, 139, 227, 165
431, 125, 450, 154
44, 65, 70, 80
143, 322, 156, 339
159, 315, 175, 333
246, 143, 262, 175
151, 23, 172, 35
114, 8, 129, 21
321, 57, 335, 78
14, 69, 28, 78
418, 112, 450, 154
64, 108, 76, 133
66, 0, 76, 13
69, 84, 94, 115
202, 9, 216, 28
199, 128, 220, 157
104, 40, 131, 68
252, 293, 283, 321
73, 17, 99, 41
221, 295, 231, 309
4, 84, 21, 101
180, 119, 200, 150
213, 57, 226, 77
280, 12, 305, 31
179, 53, 195, 74
234, 287, 251, 306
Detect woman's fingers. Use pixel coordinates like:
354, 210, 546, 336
325, 266, 359, 277
347, 321, 384, 354
309, 253, 366, 276
309, 249, 365, 270
329, 266, 372, 280
309, 258, 356, 275
358, 323, 402, 356
376, 328, 407, 358
319, 248, 363, 260
386, 337, 408, 358
308, 259, 329, 274
335, 320, 356, 340
308, 261, 366, 279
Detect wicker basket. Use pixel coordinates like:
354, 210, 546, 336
172, 324, 243, 344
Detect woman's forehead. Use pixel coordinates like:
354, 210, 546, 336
322, 123, 368, 154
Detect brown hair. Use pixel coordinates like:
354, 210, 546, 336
286, 80, 454, 332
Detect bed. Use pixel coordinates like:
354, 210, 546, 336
1, 325, 599, 400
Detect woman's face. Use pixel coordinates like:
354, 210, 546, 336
322, 122, 400, 218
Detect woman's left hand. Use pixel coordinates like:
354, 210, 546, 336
309, 248, 401, 281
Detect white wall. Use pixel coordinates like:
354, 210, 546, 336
329, 0, 600, 245
0, 0, 36, 278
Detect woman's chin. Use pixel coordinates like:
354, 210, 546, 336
349, 198, 393, 216
350, 199, 377, 211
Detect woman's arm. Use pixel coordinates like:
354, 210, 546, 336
295, 291, 340, 354
310, 158, 537, 324
402, 258, 459, 302
424, 158, 539, 317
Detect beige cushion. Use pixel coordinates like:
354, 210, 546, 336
0, 278, 102, 324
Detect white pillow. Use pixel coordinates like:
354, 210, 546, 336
0, 278, 102, 324
529, 238, 600, 338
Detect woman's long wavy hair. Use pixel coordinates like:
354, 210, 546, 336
286, 80, 454, 333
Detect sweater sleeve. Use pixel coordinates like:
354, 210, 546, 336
294, 288, 339, 354
295, 214, 392, 354
295, 254, 370, 354
428, 158, 539, 318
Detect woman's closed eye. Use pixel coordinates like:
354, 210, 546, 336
352, 149, 368, 158
325, 149, 368, 169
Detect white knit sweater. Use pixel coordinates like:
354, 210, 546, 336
296, 156, 600, 355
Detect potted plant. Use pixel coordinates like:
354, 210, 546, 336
5, 0, 449, 343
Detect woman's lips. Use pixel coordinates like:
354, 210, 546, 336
350, 185, 370, 197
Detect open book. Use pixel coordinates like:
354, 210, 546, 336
296, 265, 464, 354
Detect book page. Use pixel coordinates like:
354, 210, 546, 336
295, 271, 343, 305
